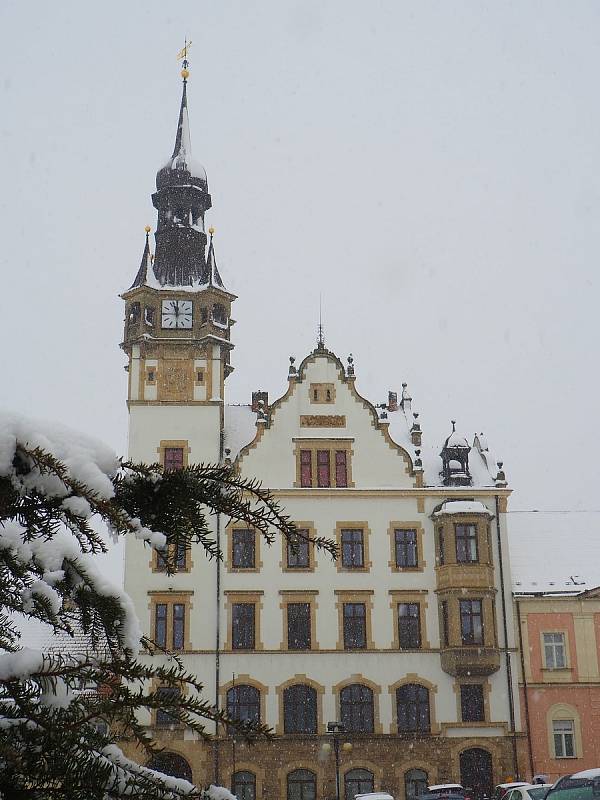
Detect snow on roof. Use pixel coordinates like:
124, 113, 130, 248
224, 404, 257, 458
445, 431, 469, 448
508, 511, 600, 594
433, 500, 493, 517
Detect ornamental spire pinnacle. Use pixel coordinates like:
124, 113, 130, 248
203, 228, 226, 288
129, 226, 152, 289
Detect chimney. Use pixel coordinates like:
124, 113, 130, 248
388, 391, 398, 412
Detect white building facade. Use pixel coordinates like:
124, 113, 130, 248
121, 69, 523, 800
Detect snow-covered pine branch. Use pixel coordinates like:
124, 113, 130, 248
0, 411, 333, 800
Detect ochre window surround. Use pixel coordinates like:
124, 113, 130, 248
309, 382, 336, 404
452, 678, 491, 724
388, 675, 439, 735
275, 674, 326, 736
334, 590, 375, 650
336, 521, 372, 573
293, 438, 355, 488
541, 630, 570, 672
219, 675, 269, 736
388, 590, 430, 650
333, 674, 384, 734
388, 521, 426, 572
280, 522, 318, 572
148, 591, 193, 652
224, 591, 264, 651
150, 540, 193, 573
157, 439, 191, 469
279, 590, 320, 651
226, 524, 263, 573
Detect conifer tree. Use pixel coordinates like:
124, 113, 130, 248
0, 414, 335, 800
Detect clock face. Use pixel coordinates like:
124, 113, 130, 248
161, 299, 193, 329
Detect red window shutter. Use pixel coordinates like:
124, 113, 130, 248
335, 450, 347, 487
317, 450, 330, 487
300, 450, 312, 487
164, 447, 184, 471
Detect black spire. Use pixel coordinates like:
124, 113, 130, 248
203, 229, 225, 288
129, 227, 152, 289
151, 65, 212, 287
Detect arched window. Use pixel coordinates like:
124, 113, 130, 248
147, 752, 192, 782
405, 769, 428, 800
287, 769, 316, 800
226, 685, 260, 724
345, 768, 374, 800
232, 770, 256, 800
283, 684, 317, 734
340, 684, 374, 733
459, 748, 493, 800
396, 684, 430, 733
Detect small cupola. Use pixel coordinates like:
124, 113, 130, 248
440, 420, 472, 486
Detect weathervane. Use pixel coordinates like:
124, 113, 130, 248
177, 39, 192, 79
317, 295, 325, 349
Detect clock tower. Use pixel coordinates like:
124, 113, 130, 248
121, 65, 235, 467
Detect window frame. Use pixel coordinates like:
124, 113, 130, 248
281, 523, 317, 572
398, 602, 422, 649
552, 719, 576, 758
343, 602, 367, 650
339, 683, 375, 733
294, 439, 354, 488
396, 683, 431, 734
460, 683, 486, 722
543, 631, 567, 670
150, 594, 191, 652
283, 684, 318, 734
455, 523, 479, 564
287, 769, 317, 800
155, 685, 182, 728
232, 771, 256, 800
460, 598, 484, 646
231, 529, 256, 569
287, 602, 312, 650
226, 684, 261, 726
405, 769, 429, 800
395, 528, 418, 568
344, 769, 374, 800
231, 602, 256, 650
341, 528, 365, 568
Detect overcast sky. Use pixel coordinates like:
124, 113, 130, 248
1, 1, 599, 532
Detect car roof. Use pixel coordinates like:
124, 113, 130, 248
429, 785, 463, 791
354, 794, 394, 800
570, 770, 600, 780
498, 784, 530, 790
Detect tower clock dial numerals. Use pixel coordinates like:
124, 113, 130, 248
161, 299, 193, 329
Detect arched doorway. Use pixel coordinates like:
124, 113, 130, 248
147, 751, 193, 783
459, 748, 493, 800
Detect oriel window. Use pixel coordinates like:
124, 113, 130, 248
460, 599, 484, 645
455, 524, 478, 563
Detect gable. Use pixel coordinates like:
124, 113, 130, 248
237, 350, 416, 489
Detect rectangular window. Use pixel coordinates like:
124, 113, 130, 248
300, 450, 312, 488
232, 603, 255, 650
455, 524, 479, 563
175, 541, 187, 569
441, 600, 449, 646
460, 599, 484, 645
287, 602, 311, 650
335, 450, 347, 487
544, 632, 567, 669
460, 684, 485, 722
172, 603, 185, 650
398, 603, 421, 649
395, 529, 418, 568
164, 447, 184, 471
156, 686, 181, 727
232, 529, 255, 568
343, 602, 366, 649
157, 542, 187, 571
317, 450, 330, 487
287, 530, 310, 568
155, 603, 167, 648
438, 528, 445, 565
341, 529, 364, 568
553, 719, 575, 757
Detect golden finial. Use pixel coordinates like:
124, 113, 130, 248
144, 225, 151, 233
177, 40, 192, 80
208, 226, 215, 236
